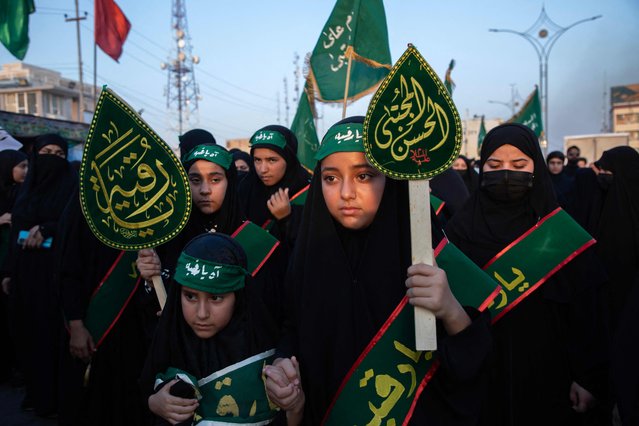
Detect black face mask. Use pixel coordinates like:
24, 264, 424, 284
481, 170, 534, 202
597, 173, 613, 191
567, 158, 579, 166
455, 169, 468, 178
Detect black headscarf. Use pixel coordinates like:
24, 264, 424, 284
445, 123, 557, 267
12, 133, 77, 239
546, 150, 572, 208
157, 144, 245, 278
546, 150, 564, 166
430, 167, 470, 220
0, 149, 27, 214
238, 125, 310, 226
455, 155, 479, 194
140, 233, 278, 395
593, 146, 639, 329
178, 129, 217, 160
231, 149, 253, 180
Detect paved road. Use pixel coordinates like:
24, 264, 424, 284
0, 383, 57, 426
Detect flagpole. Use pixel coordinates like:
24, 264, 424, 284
341, 52, 353, 119
93, 41, 97, 108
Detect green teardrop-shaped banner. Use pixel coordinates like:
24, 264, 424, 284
364, 44, 462, 179
80, 88, 191, 250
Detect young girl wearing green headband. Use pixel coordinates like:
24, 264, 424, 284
265, 117, 491, 425
141, 232, 302, 425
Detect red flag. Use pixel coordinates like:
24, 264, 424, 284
94, 0, 130, 62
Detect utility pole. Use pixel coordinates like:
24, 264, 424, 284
283, 77, 289, 127
601, 72, 609, 133
161, 0, 200, 135
276, 92, 281, 124
65, 1, 87, 122
293, 52, 300, 104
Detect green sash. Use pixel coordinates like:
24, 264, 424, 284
290, 184, 310, 207
231, 221, 280, 276
484, 207, 595, 322
322, 238, 500, 425
261, 184, 310, 230
84, 250, 140, 347
156, 350, 278, 425
430, 194, 445, 217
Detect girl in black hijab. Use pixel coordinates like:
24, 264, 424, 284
0, 149, 28, 274
266, 117, 492, 425
446, 123, 608, 426
0, 149, 27, 383
140, 233, 283, 425
230, 148, 253, 184
546, 150, 573, 208
6, 133, 77, 417
0, 149, 28, 218
138, 143, 244, 285
452, 154, 479, 194
238, 125, 310, 246
592, 146, 639, 424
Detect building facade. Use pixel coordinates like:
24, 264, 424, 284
461, 116, 503, 159
0, 62, 96, 123
611, 84, 639, 150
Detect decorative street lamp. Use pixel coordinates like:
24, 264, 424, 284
489, 6, 601, 153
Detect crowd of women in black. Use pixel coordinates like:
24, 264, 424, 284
0, 120, 637, 426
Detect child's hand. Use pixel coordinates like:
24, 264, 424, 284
406, 260, 471, 335
267, 188, 291, 220
264, 356, 305, 422
148, 379, 199, 425
137, 249, 162, 281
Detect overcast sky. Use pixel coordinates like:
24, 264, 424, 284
6, 0, 638, 153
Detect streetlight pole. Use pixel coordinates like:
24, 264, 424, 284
489, 83, 521, 116
489, 6, 601, 154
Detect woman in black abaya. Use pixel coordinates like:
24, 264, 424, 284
453, 154, 479, 195
445, 123, 608, 426
57, 191, 150, 426
592, 146, 639, 424
0, 149, 28, 382
7, 133, 77, 416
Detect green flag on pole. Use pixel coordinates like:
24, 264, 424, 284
444, 59, 456, 96
508, 86, 544, 140
0, 0, 35, 60
309, 0, 391, 102
290, 84, 320, 171
477, 115, 487, 152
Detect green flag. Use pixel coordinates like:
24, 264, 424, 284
309, 0, 391, 102
477, 115, 486, 151
444, 59, 456, 96
290, 85, 320, 171
0, 0, 35, 60
508, 86, 544, 140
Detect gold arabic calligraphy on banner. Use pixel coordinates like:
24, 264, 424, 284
374, 74, 450, 163
80, 89, 191, 250
364, 45, 461, 180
